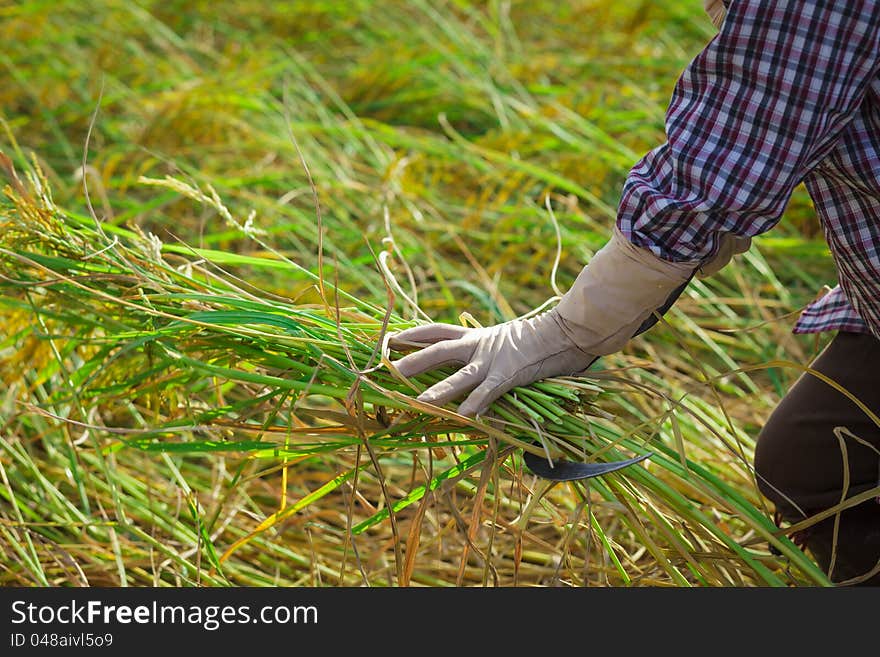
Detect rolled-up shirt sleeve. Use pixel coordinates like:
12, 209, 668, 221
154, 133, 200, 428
616, 0, 880, 265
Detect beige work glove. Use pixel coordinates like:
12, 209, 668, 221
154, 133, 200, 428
698, 232, 751, 278
388, 228, 698, 417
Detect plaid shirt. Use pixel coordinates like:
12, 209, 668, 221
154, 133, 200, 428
616, 0, 880, 337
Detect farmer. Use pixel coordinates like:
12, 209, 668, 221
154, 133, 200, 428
389, 0, 880, 585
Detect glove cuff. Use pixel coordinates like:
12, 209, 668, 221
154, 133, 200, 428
554, 228, 697, 356
697, 232, 751, 278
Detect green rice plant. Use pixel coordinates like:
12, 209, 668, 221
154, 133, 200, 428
0, 150, 832, 587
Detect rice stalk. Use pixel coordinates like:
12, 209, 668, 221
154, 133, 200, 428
0, 153, 829, 587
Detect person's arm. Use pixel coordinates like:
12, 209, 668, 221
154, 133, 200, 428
390, 231, 694, 417
617, 0, 880, 267
390, 0, 880, 418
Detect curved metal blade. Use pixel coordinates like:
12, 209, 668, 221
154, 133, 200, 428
523, 450, 652, 482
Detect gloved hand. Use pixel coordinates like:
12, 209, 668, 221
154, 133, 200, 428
389, 228, 699, 417
388, 310, 598, 418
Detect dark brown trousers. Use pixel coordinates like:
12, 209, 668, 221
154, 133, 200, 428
755, 331, 880, 585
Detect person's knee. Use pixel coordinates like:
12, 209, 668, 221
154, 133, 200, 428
754, 408, 805, 519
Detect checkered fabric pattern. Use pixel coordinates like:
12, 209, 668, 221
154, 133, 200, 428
615, 0, 880, 336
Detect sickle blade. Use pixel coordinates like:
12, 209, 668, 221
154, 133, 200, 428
523, 451, 652, 482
